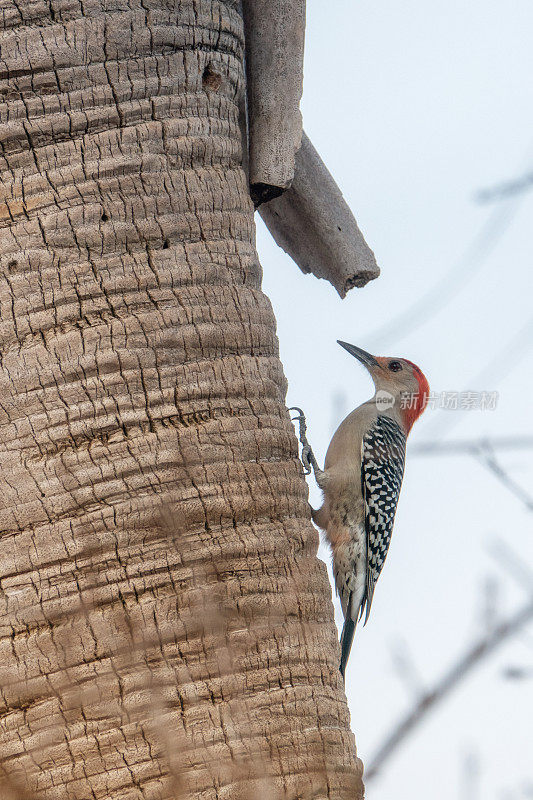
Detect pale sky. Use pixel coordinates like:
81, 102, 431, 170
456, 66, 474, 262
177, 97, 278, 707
258, 2, 533, 797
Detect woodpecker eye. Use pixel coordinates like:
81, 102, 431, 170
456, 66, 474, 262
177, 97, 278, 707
388, 360, 403, 372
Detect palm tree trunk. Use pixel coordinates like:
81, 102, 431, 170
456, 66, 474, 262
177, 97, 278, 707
0, 1, 362, 798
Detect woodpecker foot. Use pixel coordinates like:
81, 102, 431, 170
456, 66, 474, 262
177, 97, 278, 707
289, 407, 322, 480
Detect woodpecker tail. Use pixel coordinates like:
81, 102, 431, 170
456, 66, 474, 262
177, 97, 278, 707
339, 617, 356, 679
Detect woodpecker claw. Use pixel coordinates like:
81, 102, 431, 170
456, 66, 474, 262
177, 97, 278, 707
300, 445, 313, 475
289, 406, 306, 424
289, 406, 318, 477
288, 406, 308, 445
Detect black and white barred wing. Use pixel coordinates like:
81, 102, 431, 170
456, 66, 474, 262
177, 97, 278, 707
360, 415, 406, 623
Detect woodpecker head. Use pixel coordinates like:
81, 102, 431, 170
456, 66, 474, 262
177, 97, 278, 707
337, 340, 429, 432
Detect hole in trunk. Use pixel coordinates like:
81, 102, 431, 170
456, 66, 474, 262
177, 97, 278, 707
202, 64, 223, 92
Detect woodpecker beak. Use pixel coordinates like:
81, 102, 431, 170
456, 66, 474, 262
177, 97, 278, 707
337, 341, 379, 369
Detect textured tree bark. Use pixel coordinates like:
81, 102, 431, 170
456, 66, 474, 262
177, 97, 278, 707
0, 1, 363, 798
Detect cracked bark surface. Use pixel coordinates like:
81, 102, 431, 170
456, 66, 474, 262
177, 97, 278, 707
0, 1, 363, 798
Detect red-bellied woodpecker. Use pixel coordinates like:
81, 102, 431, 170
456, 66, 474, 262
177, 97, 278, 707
291, 341, 429, 678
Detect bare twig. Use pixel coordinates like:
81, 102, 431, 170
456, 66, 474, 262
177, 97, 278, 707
501, 665, 533, 680
410, 437, 533, 512
476, 574, 501, 635
366, 197, 526, 350
365, 128, 533, 350
474, 443, 533, 512
486, 538, 533, 594
365, 596, 533, 782
388, 638, 425, 699
475, 171, 533, 203
410, 436, 533, 456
